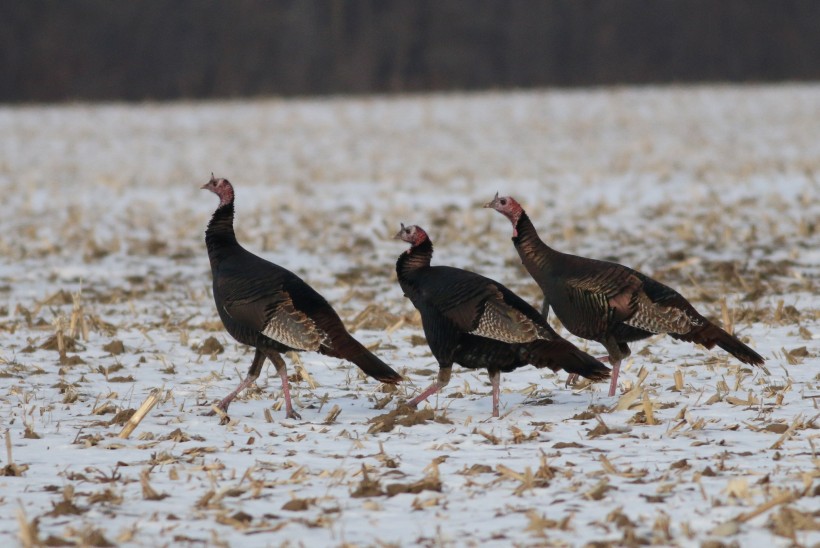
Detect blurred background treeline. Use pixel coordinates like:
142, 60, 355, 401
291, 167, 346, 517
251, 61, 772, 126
2, 0, 819, 103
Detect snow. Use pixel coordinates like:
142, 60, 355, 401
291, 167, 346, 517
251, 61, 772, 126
0, 85, 818, 546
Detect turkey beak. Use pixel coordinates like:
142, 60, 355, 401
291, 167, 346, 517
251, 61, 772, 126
201, 172, 216, 189
393, 223, 407, 240
483, 192, 499, 208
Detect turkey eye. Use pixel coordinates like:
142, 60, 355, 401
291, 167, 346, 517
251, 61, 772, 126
500, 199, 507, 206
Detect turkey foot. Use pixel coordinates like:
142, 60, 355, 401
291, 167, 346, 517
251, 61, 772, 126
207, 407, 230, 425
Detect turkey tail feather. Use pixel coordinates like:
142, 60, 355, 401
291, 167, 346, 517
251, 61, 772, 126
717, 335, 765, 366
337, 337, 403, 384
526, 341, 610, 381
690, 324, 764, 366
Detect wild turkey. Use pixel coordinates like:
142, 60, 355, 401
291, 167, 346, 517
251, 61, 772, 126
485, 194, 765, 396
395, 223, 609, 417
202, 175, 401, 419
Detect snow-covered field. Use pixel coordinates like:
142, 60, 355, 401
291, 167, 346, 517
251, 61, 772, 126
0, 85, 818, 547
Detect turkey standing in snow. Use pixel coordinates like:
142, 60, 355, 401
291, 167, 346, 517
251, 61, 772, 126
485, 193, 765, 396
395, 223, 609, 417
202, 175, 401, 419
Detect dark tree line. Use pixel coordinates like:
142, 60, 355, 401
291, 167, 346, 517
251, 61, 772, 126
2, 0, 819, 102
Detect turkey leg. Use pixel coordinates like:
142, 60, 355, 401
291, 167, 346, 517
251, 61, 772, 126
607, 359, 621, 397
210, 347, 266, 416
406, 366, 452, 409
490, 370, 501, 418
266, 350, 301, 419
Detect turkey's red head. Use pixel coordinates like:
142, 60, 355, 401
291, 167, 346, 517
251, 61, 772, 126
484, 193, 524, 233
201, 174, 234, 207
395, 223, 429, 247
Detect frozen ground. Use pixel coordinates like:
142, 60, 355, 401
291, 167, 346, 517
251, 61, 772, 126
0, 85, 818, 547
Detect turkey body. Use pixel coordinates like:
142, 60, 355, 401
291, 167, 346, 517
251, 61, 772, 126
485, 195, 765, 396
203, 176, 401, 419
395, 224, 609, 417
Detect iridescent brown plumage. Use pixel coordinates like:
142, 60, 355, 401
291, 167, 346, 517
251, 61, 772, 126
395, 223, 609, 417
202, 176, 401, 420
485, 194, 765, 396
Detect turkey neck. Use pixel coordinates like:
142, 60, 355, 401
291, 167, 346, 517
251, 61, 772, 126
512, 212, 561, 276
397, 238, 433, 281
205, 202, 239, 268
